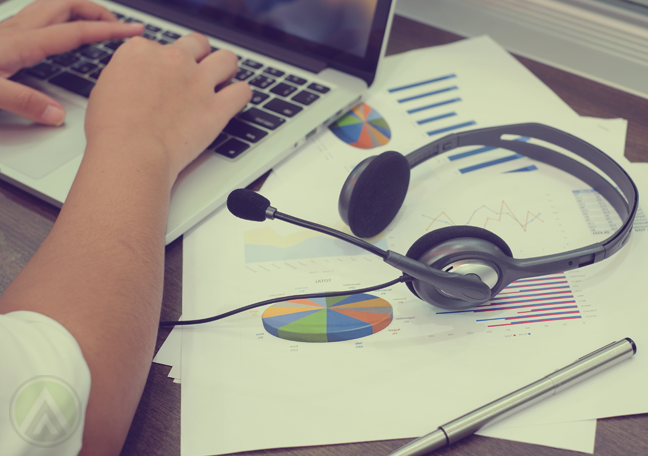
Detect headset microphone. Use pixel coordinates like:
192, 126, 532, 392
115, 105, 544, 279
227, 187, 273, 221
226, 189, 493, 304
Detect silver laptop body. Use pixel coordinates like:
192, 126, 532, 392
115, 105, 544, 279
0, 0, 395, 243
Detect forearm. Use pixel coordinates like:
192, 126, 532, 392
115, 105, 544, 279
0, 23, 249, 454
0, 137, 172, 455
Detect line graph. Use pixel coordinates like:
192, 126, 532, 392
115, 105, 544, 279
423, 201, 543, 232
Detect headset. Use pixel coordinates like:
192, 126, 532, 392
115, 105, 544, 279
336, 123, 637, 310
160, 123, 638, 327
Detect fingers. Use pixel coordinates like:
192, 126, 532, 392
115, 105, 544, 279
210, 81, 252, 130
172, 33, 212, 62
22, 21, 143, 66
61, 0, 119, 23
197, 49, 251, 130
199, 49, 240, 87
0, 78, 65, 126
4, 0, 117, 30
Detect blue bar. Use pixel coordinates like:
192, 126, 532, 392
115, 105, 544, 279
427, 121, 476, 136
417, 112, 456, 125
506, 165, 538, 173
490, 297, 575, 306
448, 136, 530, 161
513, 276, 566, 283
407, 98, 461, 114
436, 300, 578, 315
388, 74, 456, 92
499, 286, 570, 294
398, 86, 458, 103
458, 154, 523, 174
491, 291, 573, 301
448, 145, 496, 161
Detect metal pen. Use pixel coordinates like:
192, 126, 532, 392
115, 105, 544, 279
389, 338, 637, 456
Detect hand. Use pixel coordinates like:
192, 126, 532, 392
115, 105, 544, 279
0, 0, 144, 125
85, 33, 251, 183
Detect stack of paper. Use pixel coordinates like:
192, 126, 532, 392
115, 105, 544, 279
155, 36, 648, 456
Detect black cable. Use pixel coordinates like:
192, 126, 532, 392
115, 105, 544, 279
159, 275, 412, 327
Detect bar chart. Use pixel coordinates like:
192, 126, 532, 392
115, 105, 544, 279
386, 73, 477, 137
434, 273, 583, 330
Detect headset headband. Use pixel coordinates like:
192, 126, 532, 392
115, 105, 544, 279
406, 123, 638, 261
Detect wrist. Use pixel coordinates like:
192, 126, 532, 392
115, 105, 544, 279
84, 133, 177, 189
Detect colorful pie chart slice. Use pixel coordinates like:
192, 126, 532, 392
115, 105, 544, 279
329, 103, 391, 149
262, 293, 393, 342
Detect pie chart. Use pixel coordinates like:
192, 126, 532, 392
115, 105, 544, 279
262, 293, 393, 343
329, 103, 391, 149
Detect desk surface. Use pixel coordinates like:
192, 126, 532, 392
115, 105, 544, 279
1, 15, 647, 456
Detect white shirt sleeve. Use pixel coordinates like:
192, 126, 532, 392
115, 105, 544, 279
0, 311, 91, 456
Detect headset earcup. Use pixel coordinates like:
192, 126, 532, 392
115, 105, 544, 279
339, 151, 410, 238
404, 226, 513, 299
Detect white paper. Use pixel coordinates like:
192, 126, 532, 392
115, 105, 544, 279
174, 37, 646, 456
179, 133, 642, 456
477, 419, 597, 454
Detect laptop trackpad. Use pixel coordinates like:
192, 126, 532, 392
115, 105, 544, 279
0, 97, 86, 180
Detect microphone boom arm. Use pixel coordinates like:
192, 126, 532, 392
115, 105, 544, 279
268, 207, 388, 258
267, 207, 491, 303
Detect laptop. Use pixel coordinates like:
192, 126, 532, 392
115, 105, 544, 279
0, 0, 395, 244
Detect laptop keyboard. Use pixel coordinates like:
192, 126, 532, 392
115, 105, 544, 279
22, 12, 330, 160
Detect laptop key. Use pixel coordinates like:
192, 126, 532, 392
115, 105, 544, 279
270, 82, 297, 97
70, 60, 98, 74
104, 39, 124, 51
250, 90, 270, 105
49, 72, 95, 98
26, 62, 60, 80
235, 68, 254, 81
162, 31, 181, 40
242, 59, 263, 69
307, 82, 330, 94
292, 90, 319, 105
224, 119, 268, 143
264, 67, 285, 77
215, 138, 249, 158
80, 46, 109, 61
239, 108, 285, 130
264, 98, 303, 118
208, 133, 228, 149
286, 75, 307, 85
51, 53, 79, 67
249, 75, 275, 89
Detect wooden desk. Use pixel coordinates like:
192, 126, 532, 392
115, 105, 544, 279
1, 15, 646, 456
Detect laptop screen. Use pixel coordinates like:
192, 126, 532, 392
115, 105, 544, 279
118, 0, 393, 84
163, 0, 378, 58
